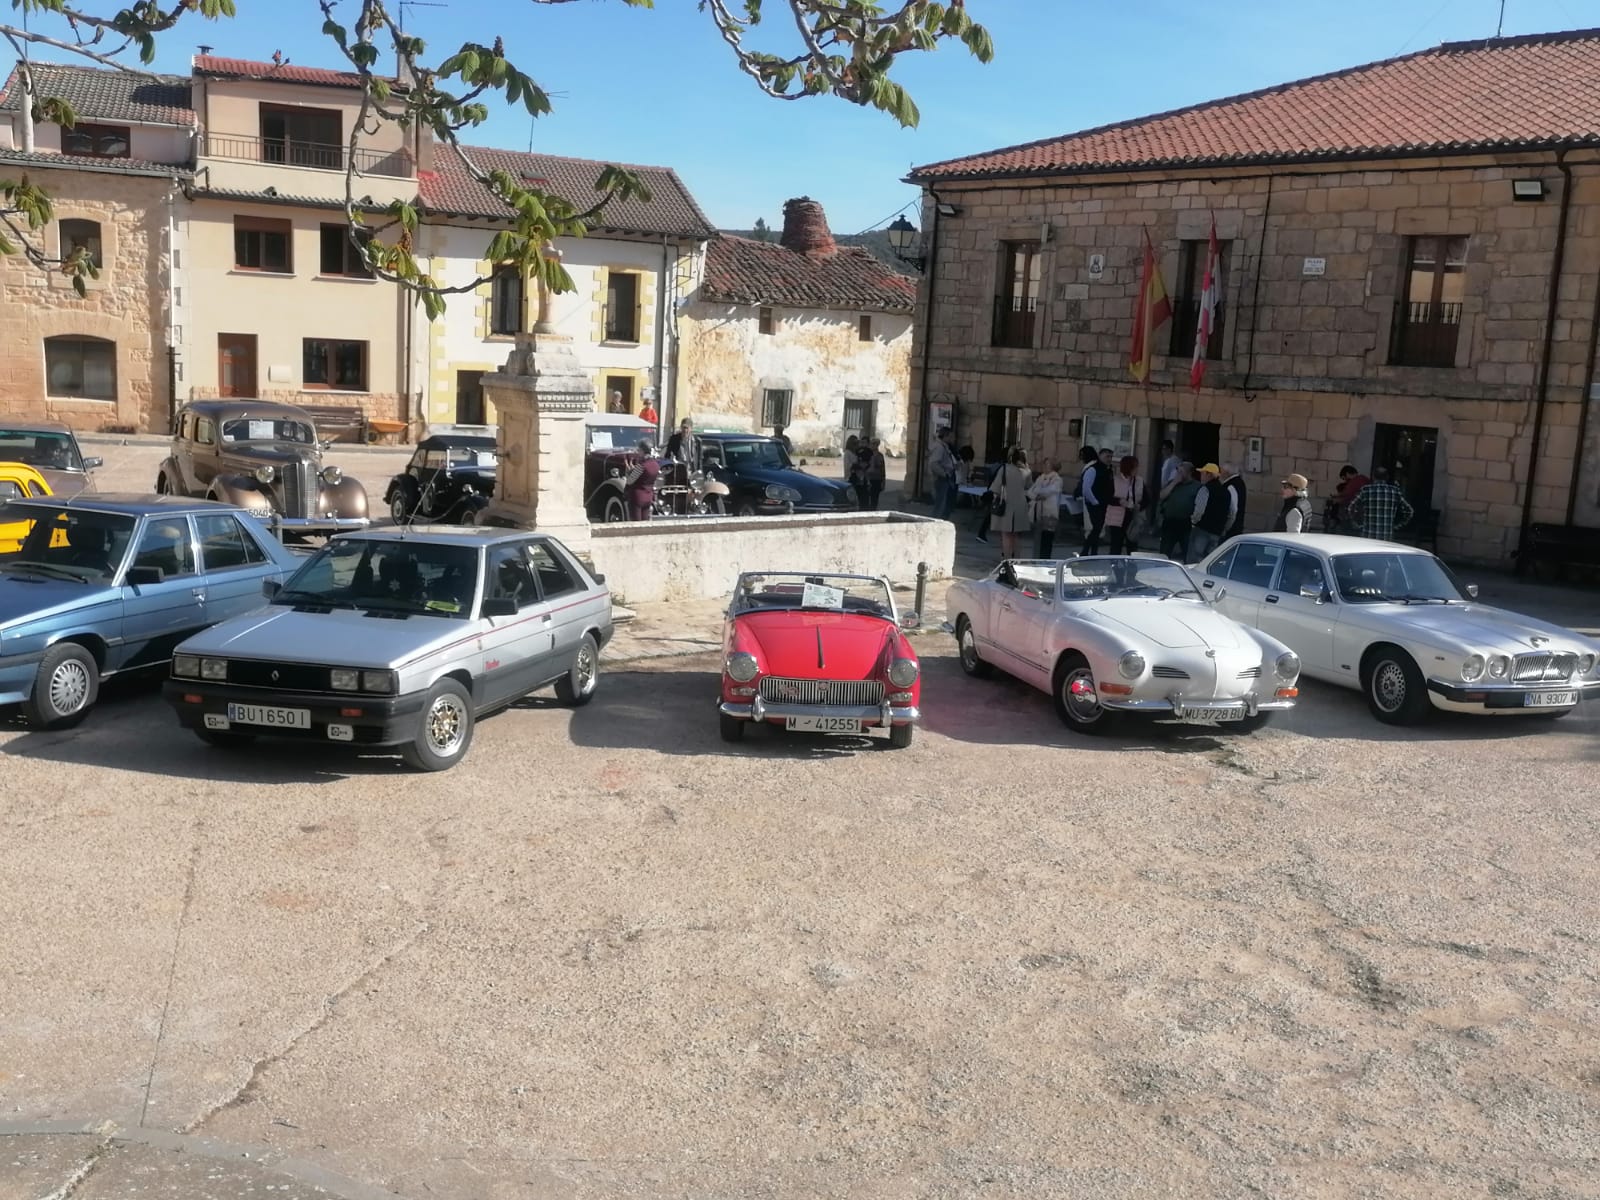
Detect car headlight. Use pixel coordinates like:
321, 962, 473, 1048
330, 668, 359, 691
726, 651, 759, 682
200, 657, 228, 681
1487, 654, 1511, 679
888, 658, 919, 687
1275, 652, 1301, 682
362, 670, 397, 694
255, 465, 276, 484
1578, 653, 1596, 677
173, 654, 199, 678
1117, 651, 1146, 680
765, 484, 802, 503
1461, 654, 1485, 682
320, 466, 343, 486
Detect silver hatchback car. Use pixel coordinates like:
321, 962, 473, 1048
163, 527, 613, 770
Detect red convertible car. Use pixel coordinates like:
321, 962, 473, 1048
718, 572, 922, 748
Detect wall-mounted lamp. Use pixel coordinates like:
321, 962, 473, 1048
1512, 179, 1547, 201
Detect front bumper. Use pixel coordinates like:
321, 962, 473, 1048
261, 515, 371, 537
1426, 677, 1600, 712
1102, 691, 1298, 718
163, 679, 427, 746
719, 695, 920, 728
0, 650, 45, 706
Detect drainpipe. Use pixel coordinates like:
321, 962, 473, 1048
1568, 181, 1600, 526
165, 185, 180, 426
1239, 171, 1277, 394
655, 234, 670, 433
911, 191, 944, 501
1517, 151, 1573, 555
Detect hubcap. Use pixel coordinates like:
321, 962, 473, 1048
392, 496, 409, 523
576, 644, 597, 695
1062, 667, 1102, 724
49, 659, 91, 715
1373, 660, 1406, 712
423, 693, 468, 756
960, 626, 977, 667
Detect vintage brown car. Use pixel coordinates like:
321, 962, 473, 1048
156, 400, 369, 535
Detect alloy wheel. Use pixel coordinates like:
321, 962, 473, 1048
575, 641, 597, 696
1372, 660, 1407, 713
424, 692, 468, 756
49, 659, 92, 716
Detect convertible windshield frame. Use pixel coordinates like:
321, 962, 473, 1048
731, 571, 898, 621
999, 556, 1206, 602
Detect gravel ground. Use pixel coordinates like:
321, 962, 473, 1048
2, 629, 1597, 1199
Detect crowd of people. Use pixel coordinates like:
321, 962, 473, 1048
924, 426, 1419, 562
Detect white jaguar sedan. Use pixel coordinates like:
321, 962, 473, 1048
1195, 533, 1600, 725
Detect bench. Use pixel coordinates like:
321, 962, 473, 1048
1517, 522, 1600, 581
297, 403, 368, 445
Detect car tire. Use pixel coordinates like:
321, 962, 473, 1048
196, 728, 256, 749
1362, 646, 1432, 726
734, 500, 759, 517
25, 643, 100, 729
402, 679, 475, 771
390, 491, 414, 525
719, 711, 745, 743
555, 634, 600, 706
1053, 652, 1118, 735
955, 616, 993, 678
706, 495, 725, 515
887, 722, 914, 749
602, 494, 628, 523
1234, 711, 1273, 734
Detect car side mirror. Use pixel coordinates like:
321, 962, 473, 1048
262, 578, 282, 600
1299, 583, 1327, 603
591, 571, 606, 584
1466, 583, 1480, 599
126, 565, 164, 586
481, 597, 517, 618
1211, 586, 1228, 602
83, 456, 104, 469
899, 612, 921, 630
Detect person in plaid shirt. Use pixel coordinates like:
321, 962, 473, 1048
1348, 467, 1415, 540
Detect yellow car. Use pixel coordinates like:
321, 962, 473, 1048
0, 462, 56, 554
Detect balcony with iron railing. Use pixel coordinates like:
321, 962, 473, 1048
991, 294, 1038, 349
201, 132, 415, 180
1389, 300, 1462, 368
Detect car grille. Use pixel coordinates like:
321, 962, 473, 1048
1513, 652, 1576, 682
280, 459, 315, 518
1152, 666, 1190, 680
226, 660, 330, 691
759, 677, 885, 706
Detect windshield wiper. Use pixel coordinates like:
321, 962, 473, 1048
1, 561, 89, 582
277, 590, 356, 609
1395, 594, 1450, 605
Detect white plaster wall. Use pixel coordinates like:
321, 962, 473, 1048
677, 301, 913, 455
588, 511, 954, 604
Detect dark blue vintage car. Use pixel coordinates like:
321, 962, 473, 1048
0, 494, 303, 728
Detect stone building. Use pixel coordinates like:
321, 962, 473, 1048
905, 29, 1600, 563
418, 147, 713, 428
679, 198, 917, 454
0, 63, 192, 431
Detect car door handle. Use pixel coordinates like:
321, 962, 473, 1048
191, 587, 205, 600
1000, 602, 1013, 611
1202, 580, 1215, 588
1265, 594, 1279, 604
542, 613, 552, 623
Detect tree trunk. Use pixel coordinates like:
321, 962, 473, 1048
18, 59, 35, 154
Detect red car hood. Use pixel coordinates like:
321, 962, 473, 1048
736, 611, 896, 679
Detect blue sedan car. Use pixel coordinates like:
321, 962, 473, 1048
0, 494, 303, 728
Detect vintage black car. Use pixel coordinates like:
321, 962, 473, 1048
156, 400, 369, 536
384, 429, 498, 525
696, 431, 855, 516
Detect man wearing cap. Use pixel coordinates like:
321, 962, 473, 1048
1188, 463, 1236, 562
1275, 473, 1313, 533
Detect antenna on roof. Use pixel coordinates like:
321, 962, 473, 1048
1495, 0, 1506, 38
397, 0, 446, 31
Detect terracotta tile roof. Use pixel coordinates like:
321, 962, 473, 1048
193, 55, 369, 90
419, 146, 715, 238
911, 28, 1600, 181
0, 62, 193, 125
700, 235, 918, 313
0, 146, 192, 178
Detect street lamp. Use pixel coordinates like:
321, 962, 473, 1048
886, 215, 925, 271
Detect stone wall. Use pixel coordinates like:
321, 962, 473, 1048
0, 165, 175, 432
911, 153, 1600, 562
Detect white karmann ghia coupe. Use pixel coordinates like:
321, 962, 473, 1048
946, 555, 1301, 734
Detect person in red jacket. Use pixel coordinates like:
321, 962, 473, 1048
623, 440, 660, 521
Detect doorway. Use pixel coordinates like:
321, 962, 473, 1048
604, 375, 635, 414
1372, 423, 1438, 512
455, 370, 485, 425
217, 334, 257, 398
843, 397, 876, 445
984, 405, 1021, 464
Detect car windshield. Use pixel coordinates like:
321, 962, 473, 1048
0, 504, 136, 583
1057, 556, 1204, 601
1332, 551, 1468, 604
733, 573, 895, 619
277, 538, 480, 618
221, 418, 316, 444
0, 430, 84, 471
446, 445, 497, 468
586, 424, 649, 452
717, 440, 792, 470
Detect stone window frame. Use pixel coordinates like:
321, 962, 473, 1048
1167, 237, 1230, 361
46, 213, 115, 292
1388, 233, 1470, 370
760, 386, 794, 427
43, 335, 119, 402
603, 269, 642, 343
488, 263, 525, 337
989, 229, 1046, 351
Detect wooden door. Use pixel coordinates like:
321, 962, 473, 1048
217, 334, 257, 398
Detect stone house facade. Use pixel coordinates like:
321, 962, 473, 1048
418, 146, 713, 430
906, 29, 1600, 564
678, 198, 917, 455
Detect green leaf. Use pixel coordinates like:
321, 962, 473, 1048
72, 272, 87, 298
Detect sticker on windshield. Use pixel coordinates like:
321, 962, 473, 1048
247, 420, 277, 441
801, 582, 845, 611
425, 599, 461, 613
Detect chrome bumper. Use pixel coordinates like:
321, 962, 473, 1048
1426, 677, 1598, 709
1102, 693, 1297, 715
719, 695, 920, 726
264, 515, 371, 536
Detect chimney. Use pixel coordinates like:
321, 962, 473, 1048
779, 196, 836, 257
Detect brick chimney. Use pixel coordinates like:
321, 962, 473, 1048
780, 196, 837, 257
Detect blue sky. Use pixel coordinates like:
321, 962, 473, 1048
123, 0, 1596, 234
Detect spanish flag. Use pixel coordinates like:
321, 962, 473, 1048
1128, 228, 1172, 384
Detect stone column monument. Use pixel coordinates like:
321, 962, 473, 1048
480, 249, 596, 553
